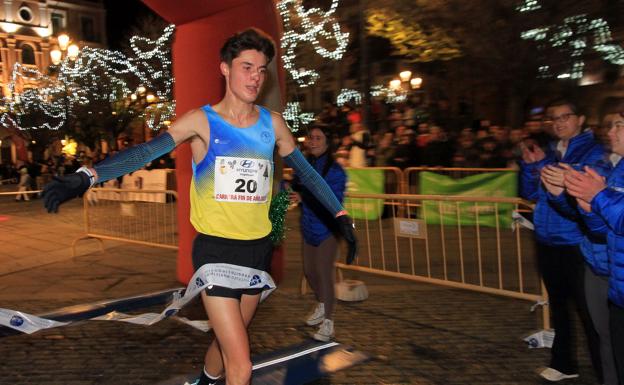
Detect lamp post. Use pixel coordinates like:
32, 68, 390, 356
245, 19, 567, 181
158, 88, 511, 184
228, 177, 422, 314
388, 70, 424, 106
50, 33, 80, 139
390, 70, 423, 93
50, 33, 80, 65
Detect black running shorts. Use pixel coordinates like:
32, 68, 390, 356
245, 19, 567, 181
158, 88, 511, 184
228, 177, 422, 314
191, 233, 273, 300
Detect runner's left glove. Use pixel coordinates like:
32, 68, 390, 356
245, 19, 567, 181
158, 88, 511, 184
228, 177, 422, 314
42, 170, 91, 213
337, 214, 358, 265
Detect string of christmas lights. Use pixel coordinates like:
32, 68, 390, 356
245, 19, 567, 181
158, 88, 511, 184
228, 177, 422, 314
520, 6, 624, 80
2, 24, 175, 132
336, 89, 362, 107
370, 84, 407, 104
516, 0, 541, 13
277, 0, 349, 88
283, 101, 315, 132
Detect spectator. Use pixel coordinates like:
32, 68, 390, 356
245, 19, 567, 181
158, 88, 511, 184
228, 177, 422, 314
421, 126, 452, 167
563, 109, 624, 385
290, 125, 347, 342
349, 122, 373, 167
375, 132, 395, 167
15, 163, 31, 201
452, 129, 480, 167
392, 129, 418, 168
520, 98, 604, 383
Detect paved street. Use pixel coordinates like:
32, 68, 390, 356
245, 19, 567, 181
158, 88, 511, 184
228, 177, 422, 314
0, 191, 599, 384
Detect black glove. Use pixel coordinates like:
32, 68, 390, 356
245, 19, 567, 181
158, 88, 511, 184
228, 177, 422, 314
337, 214, 358, 265
42, 171, 91, 213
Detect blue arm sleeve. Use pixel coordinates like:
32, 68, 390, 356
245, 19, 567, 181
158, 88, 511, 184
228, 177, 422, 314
94, 132, 176, 184
547, 192, 579, 220
519, 157, 550, 200
283, 148, 344, 216
592, 188, 624, 235
579, 208, 609, 236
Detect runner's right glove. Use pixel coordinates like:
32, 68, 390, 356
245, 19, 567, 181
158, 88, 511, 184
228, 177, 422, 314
337, 214, 358, 265
42, 170, 92, 213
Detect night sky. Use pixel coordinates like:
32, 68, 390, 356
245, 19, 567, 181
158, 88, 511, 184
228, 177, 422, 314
103, 0, 164, 50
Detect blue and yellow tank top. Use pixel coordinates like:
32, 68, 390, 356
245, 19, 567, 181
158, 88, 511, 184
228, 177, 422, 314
190, 105, 275, 240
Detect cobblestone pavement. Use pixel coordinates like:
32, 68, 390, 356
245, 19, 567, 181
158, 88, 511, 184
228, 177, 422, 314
0, 195, 600, 385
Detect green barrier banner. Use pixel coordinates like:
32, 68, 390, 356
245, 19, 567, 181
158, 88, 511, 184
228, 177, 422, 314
345, 168, 385, 220
419, 171, 517, 227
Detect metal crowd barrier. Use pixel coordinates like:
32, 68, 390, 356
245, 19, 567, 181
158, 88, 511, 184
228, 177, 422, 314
340, 192, 549, 329
72, 188, 179, 256
404, 167, 518, 194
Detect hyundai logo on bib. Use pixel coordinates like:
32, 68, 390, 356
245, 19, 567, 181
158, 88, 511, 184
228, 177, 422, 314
241, 160, 254, 168
249, 275, 262, 286
10, 315, 24, 327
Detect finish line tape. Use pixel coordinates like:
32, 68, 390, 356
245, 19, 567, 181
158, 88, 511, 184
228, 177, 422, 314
0, 263, 275, 334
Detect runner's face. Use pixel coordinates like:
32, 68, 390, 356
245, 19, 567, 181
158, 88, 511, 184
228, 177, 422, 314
307, 128, 328, 157
221, 49, 268, 103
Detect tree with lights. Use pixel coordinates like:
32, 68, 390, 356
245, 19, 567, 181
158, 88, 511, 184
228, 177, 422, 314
2, 23, 175, 158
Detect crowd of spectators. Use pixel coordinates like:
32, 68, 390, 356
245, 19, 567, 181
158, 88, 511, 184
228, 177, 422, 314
314, 101, 559, 170
0, 135, 175, 195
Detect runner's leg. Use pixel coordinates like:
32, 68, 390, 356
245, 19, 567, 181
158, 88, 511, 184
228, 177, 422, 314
202, 292, 261, 384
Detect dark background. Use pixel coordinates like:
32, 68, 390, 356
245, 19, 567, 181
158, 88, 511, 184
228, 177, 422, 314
103, 0, 162, 49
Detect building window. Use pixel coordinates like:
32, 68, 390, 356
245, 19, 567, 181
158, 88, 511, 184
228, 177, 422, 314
18, 6, 32, 22
21, 45, 35, 65
51, 13, 65, 35
81, 16, 96, 42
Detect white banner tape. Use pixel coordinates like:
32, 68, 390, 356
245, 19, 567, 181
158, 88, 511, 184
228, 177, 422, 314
1, 263, 275, 334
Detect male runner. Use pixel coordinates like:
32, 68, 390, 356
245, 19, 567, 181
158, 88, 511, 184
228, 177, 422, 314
42, 28, 357, 385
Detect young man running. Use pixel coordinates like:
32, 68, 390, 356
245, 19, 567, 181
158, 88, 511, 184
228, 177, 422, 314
42, 28, 357, 385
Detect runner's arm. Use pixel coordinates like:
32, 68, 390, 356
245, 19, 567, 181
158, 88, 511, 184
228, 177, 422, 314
273, 112, 357, 264
43, 109, 206, 213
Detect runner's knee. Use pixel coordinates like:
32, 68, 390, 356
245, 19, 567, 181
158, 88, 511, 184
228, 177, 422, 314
224, 359, 252, 385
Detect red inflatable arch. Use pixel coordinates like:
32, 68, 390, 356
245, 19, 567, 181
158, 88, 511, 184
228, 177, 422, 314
141, 0, 286, 283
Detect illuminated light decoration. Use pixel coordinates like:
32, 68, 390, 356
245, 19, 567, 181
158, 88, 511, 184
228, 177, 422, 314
277, 0, 349, 88
2, 25, 176, 131
520, 27, 549, 41
336, 89, 362, 107
370, 84, 406, 104
521, 12, 624, 80
538, 65, 550, 78
516, 0, 541, 13
0, 22, 20, 33
34, 26, 52, 38
61, 138, 78, 156
283, 102, 315, 132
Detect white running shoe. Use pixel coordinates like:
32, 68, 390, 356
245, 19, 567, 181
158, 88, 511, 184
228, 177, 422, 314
313, 319, 334, 342
538, 367, 579, 382
305, 303, 325, 326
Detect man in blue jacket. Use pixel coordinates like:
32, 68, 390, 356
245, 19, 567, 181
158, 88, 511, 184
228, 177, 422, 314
564, 110, 624, 385
520, 99, 603, 382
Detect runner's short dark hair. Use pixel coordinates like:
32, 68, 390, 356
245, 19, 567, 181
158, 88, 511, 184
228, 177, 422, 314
220, 28, 276, 65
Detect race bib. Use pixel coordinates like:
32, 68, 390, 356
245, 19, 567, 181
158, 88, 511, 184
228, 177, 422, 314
214, 156, 272, 203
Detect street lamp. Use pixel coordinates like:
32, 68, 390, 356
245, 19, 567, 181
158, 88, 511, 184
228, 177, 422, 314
390, 70, 423, 92
50, 33, 80, 65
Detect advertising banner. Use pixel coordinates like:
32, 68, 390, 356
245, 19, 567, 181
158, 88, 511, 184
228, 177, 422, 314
419, 171, 517, 227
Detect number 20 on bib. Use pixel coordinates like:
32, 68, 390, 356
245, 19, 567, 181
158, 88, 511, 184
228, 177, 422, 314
214, 156, 272, 203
